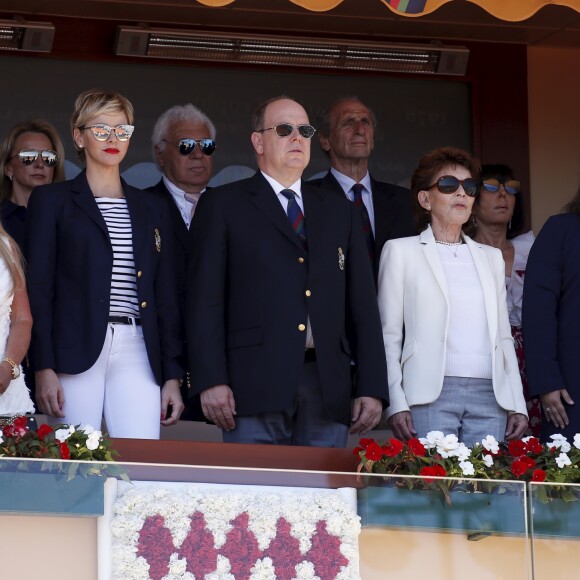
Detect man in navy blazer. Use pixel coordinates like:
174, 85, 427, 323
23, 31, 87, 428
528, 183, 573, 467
147, 104, 217, 418
310, 97, 416, 283
186, 96, 388, 447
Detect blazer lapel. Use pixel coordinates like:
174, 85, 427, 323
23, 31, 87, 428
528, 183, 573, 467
70, 171, 109, 239
301, 181, 328, 253
464, 235, 498, 342
124, 182, 151, 263
420, 226, 450, 305
249, 172, 306, 252
159, 182, 189, 251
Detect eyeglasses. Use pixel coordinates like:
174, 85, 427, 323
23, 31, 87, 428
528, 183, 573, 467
481, 178, 521, 195
257, 123, 316, 139
10, 149, 59, 167
80, 124, 135, 141
427, 175, 479, 198
162, 138, 216, 156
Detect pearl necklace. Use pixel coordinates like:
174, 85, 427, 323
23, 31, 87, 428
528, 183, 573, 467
435, 239, 463, 258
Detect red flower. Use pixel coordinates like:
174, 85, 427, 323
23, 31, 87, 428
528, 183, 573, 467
408, 438, 426, 457
60, 442, 71, 460
365, 441, 384, 461
532, 469, 547, 482
383, 438, 404, 457
520, 456, 536, 470
358, 438, 374, 449
508, 440, 526, 457
510, 459, 528, 477
420, 465, 447, 484
525, 438, 543, 455
13, 416, 27, 430
352, 446, 363, 456
37, 424, 53, 441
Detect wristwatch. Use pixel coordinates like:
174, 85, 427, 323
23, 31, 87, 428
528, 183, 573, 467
2, 357, 20, 380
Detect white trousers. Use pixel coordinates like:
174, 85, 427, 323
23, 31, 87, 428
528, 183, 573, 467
48, 323, 161, 439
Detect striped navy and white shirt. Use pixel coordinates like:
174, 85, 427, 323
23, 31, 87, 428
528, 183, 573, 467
95, 197, 139, 318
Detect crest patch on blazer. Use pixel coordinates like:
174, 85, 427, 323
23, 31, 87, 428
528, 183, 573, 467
154, 228, 161, 252
338, 247, 345, 271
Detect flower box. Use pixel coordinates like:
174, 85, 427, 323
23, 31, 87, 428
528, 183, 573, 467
357, 484, 527, 536
0, 471, 105, 517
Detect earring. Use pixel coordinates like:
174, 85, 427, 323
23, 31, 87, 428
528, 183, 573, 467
8, 176, 12, 182
508, 219, 512, 230
472, 215, 477, 228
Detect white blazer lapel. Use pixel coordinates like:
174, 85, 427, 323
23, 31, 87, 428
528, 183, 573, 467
464, 235, 498, 342
420, 226, 450, 306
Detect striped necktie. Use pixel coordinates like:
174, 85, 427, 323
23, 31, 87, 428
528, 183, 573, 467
280, 188, 307, 247
352, 183, 375, 263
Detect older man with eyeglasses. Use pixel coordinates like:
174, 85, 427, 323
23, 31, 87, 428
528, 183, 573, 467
147, 104, 217, 421
186, 96, 388, 447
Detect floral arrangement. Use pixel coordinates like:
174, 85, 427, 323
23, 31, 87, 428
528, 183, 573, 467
111, 483, 360, 580
356, 431, 580, 503
0, 417, 122, 479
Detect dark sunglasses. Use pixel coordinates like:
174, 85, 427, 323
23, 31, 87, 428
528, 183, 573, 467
427, 175, 479, 197
10, 149, 59, 167
81, 124, 135, 141
257, 123, 316, 139
481, 178, 520, 195
162, 138, 216, 156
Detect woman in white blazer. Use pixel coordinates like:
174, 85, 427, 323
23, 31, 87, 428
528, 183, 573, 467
378, 147, 527, 446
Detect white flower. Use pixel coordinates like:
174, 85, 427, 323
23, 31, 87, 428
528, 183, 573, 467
436, 434, 460, 458
483, 454, 494, 468
481, 435, 499, 454
54, 425, 75, 443
80, 424, 96, 435
454, 443, 471, 461
86, 431, 101, 451
574, 434, 580, 450
550, 434, 571, 453
556, 452, 572, 468
459, 460, 475, 476
420, 431, 445, 449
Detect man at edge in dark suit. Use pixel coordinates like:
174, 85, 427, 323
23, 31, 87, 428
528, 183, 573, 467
186, 96, 388, 447
310, 97, 416, 283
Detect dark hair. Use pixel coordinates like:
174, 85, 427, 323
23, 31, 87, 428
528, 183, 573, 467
411, 146, 480, 231
475, 164, 525, 238
252, 95, 296, 132
563, 184, 580, 215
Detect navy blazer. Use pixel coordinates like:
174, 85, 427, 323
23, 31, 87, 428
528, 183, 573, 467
523, 213, 580, 439
309, 171, 416, 282
146, 179, 189, 305
186, 171, 388, 426
25, 171, 184, 385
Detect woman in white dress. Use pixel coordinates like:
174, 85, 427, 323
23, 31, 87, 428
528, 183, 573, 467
0, 227, 34, 417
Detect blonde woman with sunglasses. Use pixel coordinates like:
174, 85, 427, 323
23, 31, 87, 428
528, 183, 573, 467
25, 88, 184, 438
0, 119, 65, 250
377, 147, 527, 447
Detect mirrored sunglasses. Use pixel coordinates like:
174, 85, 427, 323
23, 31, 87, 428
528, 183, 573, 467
427, 175, 479, 198
162, 138, 216, 156
258, 123, 316, 139
10, 149, 59, 167
481, 178, 521, 195
81, 124, 135, 141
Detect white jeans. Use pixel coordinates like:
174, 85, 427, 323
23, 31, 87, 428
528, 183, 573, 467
49, 323, 161, 439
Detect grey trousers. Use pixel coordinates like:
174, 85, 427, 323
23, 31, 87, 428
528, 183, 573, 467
222, 360, 348, 447
410, 376, 508, 447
